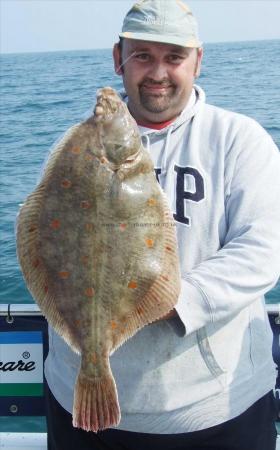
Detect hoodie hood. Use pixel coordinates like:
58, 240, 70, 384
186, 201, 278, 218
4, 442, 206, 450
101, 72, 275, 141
120, 85, 205, 176
120, 84, 205, 137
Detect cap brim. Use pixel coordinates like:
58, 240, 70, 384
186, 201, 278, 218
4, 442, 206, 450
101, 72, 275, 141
119, 31, 202, 48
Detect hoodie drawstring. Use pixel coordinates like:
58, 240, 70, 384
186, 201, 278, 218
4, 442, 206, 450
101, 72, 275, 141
141, 133, 151, 152
161, 124, 174, 176
141, 124, 174, 178
138, 86, 203, 178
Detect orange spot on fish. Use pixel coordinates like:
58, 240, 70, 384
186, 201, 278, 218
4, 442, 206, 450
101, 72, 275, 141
58, 271, 70, 279
161, 275, 169, 282
28, 225, 37, 232
119, 223, 127, 231
85, 223, 94, 232
85, 287, 95, 297
166, 246, 173, 252
81, 256, 89, 265
147, 198, 156, 206
91, 352, 98, 364
85, 153, 94, 161
128, 281, 138, 289
32, 259, 40, 268
61, 179, 72, 189
80, 200, 91, 209
71, 146, 81, 154
100, 157, 106, 164
44, 285, 49, 293
110, 321, 118, 329
145, 238, 154, 248
50, 219, 61, 230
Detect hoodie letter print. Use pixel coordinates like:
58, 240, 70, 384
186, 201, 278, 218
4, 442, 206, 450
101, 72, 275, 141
155, 166, 205, 226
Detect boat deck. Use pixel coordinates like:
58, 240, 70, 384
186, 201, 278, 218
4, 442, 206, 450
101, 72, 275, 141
0, 432, 280, 449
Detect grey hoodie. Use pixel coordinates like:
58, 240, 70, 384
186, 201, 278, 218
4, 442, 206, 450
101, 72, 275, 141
45, 85, 280, 433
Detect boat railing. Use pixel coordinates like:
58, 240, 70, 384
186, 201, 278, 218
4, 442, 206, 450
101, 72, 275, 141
1, 302, 280, 316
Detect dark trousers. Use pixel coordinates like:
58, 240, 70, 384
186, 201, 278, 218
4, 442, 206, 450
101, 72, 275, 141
45, 383, 277, 450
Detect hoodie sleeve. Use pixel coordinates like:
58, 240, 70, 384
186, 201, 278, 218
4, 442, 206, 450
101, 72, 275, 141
174, 119, 280, 335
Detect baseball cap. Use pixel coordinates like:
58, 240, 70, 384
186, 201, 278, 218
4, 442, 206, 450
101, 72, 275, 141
119, 0, 202, 48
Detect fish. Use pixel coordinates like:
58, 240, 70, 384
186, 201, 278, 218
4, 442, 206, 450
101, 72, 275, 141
16, 87, 181, 432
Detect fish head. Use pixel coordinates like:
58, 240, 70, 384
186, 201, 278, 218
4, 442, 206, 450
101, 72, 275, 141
94, 87, 141, 168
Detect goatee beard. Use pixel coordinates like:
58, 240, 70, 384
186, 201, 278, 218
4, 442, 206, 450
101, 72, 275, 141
139, 82, 176, 113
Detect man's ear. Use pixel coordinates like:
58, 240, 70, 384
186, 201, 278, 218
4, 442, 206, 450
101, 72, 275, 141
113, 43, 123, 75
194, 47, 203, 78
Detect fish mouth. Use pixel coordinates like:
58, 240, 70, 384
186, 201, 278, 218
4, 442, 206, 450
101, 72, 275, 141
121, 147, 142, 170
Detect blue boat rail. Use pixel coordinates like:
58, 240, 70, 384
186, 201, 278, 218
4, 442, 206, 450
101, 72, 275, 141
0, 303, 280, 449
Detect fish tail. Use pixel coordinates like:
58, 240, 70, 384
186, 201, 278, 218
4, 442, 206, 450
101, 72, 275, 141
73, 370, 120, 432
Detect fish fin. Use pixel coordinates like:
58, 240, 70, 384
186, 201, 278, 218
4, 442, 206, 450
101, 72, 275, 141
16, 125, 83, 353
73, 370, 120, 432
112, 260, 179, 352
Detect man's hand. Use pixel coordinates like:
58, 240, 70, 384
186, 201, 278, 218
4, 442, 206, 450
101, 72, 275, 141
158, 308, 178, 321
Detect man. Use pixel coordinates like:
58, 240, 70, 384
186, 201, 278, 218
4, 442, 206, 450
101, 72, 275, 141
45, 1, 280, 449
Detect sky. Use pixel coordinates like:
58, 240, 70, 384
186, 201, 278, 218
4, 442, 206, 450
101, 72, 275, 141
1, 0, 280, 54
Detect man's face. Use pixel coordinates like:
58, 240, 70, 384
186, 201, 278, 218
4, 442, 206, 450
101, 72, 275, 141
113, 39, 203, 123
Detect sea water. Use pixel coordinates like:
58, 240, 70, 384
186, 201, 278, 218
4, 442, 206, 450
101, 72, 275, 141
1, 39, 279, 305
0, 39, 280, 432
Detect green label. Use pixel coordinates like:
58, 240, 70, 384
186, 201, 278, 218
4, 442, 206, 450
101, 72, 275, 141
0, 383, 43, 397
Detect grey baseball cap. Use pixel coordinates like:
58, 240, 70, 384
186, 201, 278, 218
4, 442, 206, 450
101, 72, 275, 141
119, 0, 202, 48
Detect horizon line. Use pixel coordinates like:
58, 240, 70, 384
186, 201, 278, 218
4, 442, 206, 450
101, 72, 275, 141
0, 37, 279, 57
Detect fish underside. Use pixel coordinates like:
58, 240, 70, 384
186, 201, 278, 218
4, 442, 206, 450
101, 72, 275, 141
16, 87, 181, 432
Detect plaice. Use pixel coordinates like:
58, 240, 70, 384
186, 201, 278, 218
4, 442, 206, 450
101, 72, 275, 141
16, 87, 181, 432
